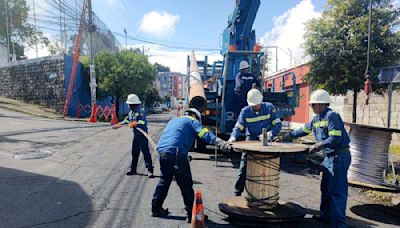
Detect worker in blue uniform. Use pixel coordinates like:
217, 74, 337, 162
113, 94, 154, 178
280, 89, 351, 227
151, 108, 231, 222
228, 88, 282, 196
234, 60, 260, 115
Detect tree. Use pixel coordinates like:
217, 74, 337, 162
154, 62, 170, 73
304, 0, 400, 122
0, 0, 49, 59
140, 87, 162, 108
95, 50, 157, 112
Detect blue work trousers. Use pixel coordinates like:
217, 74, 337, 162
131, 134, 153, 173
320, 150, 351, 228
235, 153, 247, 195
152, 152, 194, 215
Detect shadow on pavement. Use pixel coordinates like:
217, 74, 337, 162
350, 204, 400, 226
280, 154, 321, 177
0, 167, 92, 227
162, 214, 187, 221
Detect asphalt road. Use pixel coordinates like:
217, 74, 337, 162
0, 108, 399, 227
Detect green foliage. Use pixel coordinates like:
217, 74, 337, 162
95, 50, 157, 105
304, 0, 400, 95
0, 0, 49, 58
140, 87, 162, 107
154, 62, 170, 73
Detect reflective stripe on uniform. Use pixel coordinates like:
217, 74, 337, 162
182, 116, 196, 121
135, 113, 139, 116
328, 130, 342, 136
313, 120, 328, 128
272, 118, 281, 126
303, 126, 312, 134
198, 128, 209, 138
245, 114, 270, 123
138, 120, 145, 125
123, 119, 130, 124
235, 123, 244, 131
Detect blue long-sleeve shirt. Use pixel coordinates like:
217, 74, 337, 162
231, 102, 282, 140
157, 116, 216, 155
120, 107, 148, 134
234, 71, 260, 96
290, 108, 350, 154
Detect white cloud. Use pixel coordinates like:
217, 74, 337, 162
259, 0, 320, 73
129, 44, 221, 74
24, 45, 50, 59
139, 11, 180, 37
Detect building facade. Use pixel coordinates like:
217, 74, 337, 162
264, 63, 311, 127
156, 72, 187, 107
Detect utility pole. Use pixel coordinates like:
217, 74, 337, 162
59, 0, 63, 53
88, 0, 97, 108
33, 0, 38, 58
124, 28, 127, 49
275, 47, 278, 72
4, 0, 10, 62
63, 0, 67, 53
288, 48, 292, 66
9, 1, 15, 61
365, 0, 372, 75
142, 45, 145, 55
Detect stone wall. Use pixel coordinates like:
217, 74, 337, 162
0, 56, 65, 112
330, 89, 400, 144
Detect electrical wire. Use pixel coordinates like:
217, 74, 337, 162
347, 124, 393, 186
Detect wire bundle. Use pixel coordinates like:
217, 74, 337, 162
348, 125, 392, 186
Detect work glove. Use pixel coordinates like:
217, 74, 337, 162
308, 142, 324, 154
128, 121, 138, 128
215, 137, 232, 152
258, 131, 273, 141
112, 123, 122, 129
273, 132, 292, 142
227, 136, 236, 143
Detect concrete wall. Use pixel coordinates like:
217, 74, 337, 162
0, 56, 66, 112
330, 90, 400, 144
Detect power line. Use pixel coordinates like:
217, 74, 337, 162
113, 32, 220, 51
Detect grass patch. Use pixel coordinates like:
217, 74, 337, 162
389, 144, 400, 155
364, 190, 395, 205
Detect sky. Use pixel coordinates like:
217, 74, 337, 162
25, 0, 328, 73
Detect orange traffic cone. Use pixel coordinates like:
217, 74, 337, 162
88, 104, 97, 123
191, 191, 205, 228
110, 104, 118, 125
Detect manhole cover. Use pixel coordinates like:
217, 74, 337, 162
13, 149, 54, 160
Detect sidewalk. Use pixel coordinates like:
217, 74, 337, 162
0, 96, 64, 119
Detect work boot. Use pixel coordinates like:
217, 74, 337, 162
151, 207, 169, 217
148, 171, 154, 178
312, 214, 331, 224
126, 170, 136, 176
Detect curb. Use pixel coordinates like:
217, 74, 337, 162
0, 104, 63, 120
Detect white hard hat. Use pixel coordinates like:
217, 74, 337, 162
239, 60, 249, 70
247, 89, 263, 106
185, 108, 202, 121
126, 94, 141, 104
309, 89, 331, 104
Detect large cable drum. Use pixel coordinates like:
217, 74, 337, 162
347, 123, 396, 187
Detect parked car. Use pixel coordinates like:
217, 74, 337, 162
152, 104, 162, 113
160, 104, 168, 112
